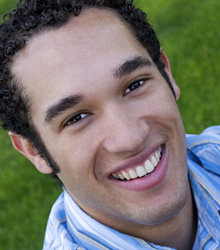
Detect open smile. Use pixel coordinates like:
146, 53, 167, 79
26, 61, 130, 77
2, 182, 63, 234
111, 146, 162, 181
109, 144, 167, 191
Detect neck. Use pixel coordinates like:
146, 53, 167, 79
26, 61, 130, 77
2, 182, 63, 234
159, 185, 197, 250
143, 182, 198, 250
124, 182, 198, 250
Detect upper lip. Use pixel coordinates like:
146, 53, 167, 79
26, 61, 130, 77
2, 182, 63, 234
108, 142, 164, 176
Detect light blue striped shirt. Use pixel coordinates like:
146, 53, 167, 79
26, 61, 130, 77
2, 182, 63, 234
43, 126, 220, 250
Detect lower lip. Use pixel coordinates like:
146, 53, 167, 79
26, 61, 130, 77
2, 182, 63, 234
110, 145, 168, 191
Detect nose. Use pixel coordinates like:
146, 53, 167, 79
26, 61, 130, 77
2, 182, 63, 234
101, 105, 149, 154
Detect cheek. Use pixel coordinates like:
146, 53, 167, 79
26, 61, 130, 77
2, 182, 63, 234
50, 132, 98, 176
139, 87, 181, 124
142, 87, 186, 147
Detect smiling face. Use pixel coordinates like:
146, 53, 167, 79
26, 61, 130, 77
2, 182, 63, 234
11, 8, 189, 237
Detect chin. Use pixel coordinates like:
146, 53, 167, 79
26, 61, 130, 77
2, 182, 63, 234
125, 182, 189, 228
146, 189, 189, 227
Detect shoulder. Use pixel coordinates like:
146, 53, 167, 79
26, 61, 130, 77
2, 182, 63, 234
186, 125, 220, 149
186, 125, 220, 175
187, 126, 220, 212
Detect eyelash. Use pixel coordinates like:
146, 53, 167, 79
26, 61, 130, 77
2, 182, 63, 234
64, 79, 147, 127
124, 79, 145, 95
64, 113, 89, 127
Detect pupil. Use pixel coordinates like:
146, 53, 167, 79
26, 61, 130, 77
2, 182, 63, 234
75, 115, 81, 122
131, 82, 139, 90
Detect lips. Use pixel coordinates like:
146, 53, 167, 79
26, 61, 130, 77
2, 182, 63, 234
111, 146, 162, 181
109, 144, 167, 191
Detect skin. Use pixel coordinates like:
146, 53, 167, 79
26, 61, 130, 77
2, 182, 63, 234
10, 8, 197, 249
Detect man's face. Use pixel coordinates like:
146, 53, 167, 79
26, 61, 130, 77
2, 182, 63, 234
12, 9, 189, 235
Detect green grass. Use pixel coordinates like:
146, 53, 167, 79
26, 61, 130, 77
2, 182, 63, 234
0, 0, 220, 249
135, 0, 220, 133
0, 133, 61, 249
0, 1, 63, 245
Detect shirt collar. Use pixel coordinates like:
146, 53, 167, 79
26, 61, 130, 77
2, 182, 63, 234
63, 189, 173, 250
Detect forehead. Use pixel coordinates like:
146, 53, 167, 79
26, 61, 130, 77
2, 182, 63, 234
12, 8, 141, 75
12, 8, 149, 117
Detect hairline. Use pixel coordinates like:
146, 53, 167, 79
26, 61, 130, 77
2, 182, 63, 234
10, 5, 171, 122
5, 3, 175, 178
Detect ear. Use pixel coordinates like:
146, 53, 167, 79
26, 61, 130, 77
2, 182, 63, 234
9, 132, 52, 174
160, 48, 180, 100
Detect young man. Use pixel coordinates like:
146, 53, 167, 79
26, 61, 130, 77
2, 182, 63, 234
0, 1, 219, 249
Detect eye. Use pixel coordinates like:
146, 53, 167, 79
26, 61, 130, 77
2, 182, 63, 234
124, 80, 145, 95
64, 113, 89, 127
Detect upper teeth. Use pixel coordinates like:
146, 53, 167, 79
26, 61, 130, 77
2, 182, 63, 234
112, 146, 162, 181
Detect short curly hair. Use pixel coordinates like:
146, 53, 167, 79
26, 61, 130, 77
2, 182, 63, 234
0, 0, 175, 175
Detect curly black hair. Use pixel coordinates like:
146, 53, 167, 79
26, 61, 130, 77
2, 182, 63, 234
0, 0, 175, 176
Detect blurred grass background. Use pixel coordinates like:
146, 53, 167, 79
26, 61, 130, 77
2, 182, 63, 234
0, 0, 219, 249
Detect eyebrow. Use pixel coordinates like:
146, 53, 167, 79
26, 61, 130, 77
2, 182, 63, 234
114, 56, 153, 78
44, 56, 152, 125
44, 95, 83, 124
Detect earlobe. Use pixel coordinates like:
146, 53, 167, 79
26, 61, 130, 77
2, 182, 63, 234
160, 48, 180, 101
9, 132, 52, 174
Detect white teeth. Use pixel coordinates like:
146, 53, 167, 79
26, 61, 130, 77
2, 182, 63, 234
151, 156, 158, 167
144, 160, 154, 173
156, 151, 160, 161
112, 146, 163, 181
122, 171, 131, 180
136, 166, 147, 177
118, 173, 124, 180
112, 173, 120, 179
128, 169, 138, 179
